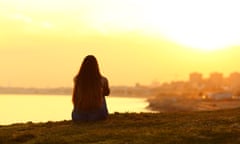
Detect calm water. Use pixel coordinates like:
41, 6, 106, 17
0, 94, 152, 125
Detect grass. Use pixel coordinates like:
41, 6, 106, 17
0, 108, 240, 144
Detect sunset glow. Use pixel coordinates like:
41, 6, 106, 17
0, 0, 240, 87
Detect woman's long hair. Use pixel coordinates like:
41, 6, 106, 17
72, 55, 103, 111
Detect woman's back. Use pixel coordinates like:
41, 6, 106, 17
71, 55, 110, 122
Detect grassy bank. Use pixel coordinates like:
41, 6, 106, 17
1, 108, 240, 144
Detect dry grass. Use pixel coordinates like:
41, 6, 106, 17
0, 108, 240, 144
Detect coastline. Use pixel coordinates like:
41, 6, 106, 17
147, 97, 240, 112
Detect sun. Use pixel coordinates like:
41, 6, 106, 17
131, 1, 240, 52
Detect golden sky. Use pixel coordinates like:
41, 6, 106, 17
0, 0, 240, 87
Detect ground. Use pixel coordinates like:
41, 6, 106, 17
0, 108, 240, 144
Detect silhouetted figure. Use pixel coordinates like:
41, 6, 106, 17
72, 55, 110, 122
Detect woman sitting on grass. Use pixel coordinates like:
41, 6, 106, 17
72, 55, 110, 122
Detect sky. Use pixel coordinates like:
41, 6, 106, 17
0, 0, 240, 88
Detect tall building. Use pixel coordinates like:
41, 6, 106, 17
229, 72, 240, 93
208, 72, 223, 90
189, 72, 203, 83
189, 72, 203, 90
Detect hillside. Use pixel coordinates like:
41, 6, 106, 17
0, 108, 240, 144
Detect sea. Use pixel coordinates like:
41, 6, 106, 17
0, 94, 152, 125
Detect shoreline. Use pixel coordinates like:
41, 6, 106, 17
147, 97, 240, 112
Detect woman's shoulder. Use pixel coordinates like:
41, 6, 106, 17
101, 76, 107, 80
101, 76, 108, 83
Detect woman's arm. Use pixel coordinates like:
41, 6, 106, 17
102, 76, 110, 96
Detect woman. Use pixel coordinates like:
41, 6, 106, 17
72, 55, 110, 122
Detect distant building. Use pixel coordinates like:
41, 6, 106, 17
189, 72, 203, 90
189, 72, 203, 83
205, 92, 232, 100
229, 72, 240, 86
208, 72, 224, 90
229, 72, 240, 95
